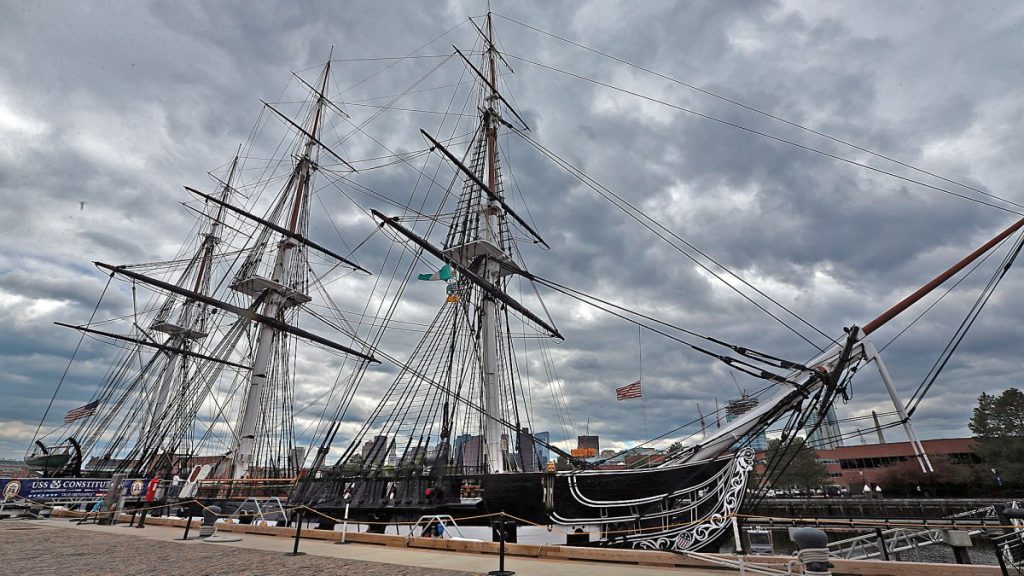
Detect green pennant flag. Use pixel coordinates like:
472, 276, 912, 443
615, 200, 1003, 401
418, 263, 453, 281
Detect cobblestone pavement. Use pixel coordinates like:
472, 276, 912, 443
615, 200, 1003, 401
1, 521, 481, 576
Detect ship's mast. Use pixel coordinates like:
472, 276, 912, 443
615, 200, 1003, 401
480, 12, 506, 474
231, 62, 329, 479
140, 156, 239, 474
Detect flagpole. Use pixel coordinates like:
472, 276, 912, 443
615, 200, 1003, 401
638, 325, 648, 440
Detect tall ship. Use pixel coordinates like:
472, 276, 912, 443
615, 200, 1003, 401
24, 58, 380, 492
18, 11, 1024, 552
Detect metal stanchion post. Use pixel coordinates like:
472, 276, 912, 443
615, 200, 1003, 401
874, 527, 890, 561
285, 509, 307, 556
179, 515, 194, 541
488, 514, 515, 576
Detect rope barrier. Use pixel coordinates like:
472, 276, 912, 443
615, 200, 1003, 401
294, 507, 749, 537
296, 505, 509, 527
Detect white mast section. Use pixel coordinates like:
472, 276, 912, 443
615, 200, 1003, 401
481, 12, 506, 474
231, 71, 325, 479
862, 339, 934, 473
145, 334, 181, 445
143, 156, 239, 468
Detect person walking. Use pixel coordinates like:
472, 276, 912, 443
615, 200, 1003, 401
136, 477, 161, 528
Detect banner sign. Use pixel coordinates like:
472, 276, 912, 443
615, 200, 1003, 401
1, 478, 145, 501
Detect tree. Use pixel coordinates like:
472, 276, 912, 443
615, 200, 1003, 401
879, 454, 973, 497
969, 388, 1024, 488
761, 438, 829, 491
339, 453, 364, 475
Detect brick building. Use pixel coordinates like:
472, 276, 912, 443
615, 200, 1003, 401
816, 437, 978, 490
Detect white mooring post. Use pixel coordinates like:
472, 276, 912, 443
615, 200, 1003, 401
731, 516, 746, 576
338, 490, 351, 545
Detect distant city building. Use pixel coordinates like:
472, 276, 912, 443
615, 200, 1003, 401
625, 452, 665, 468
399, 444, 426, 468
454, 433, 474, 453
534, 431, 550, 464
517, 428, 538, 472
805, 405, 843, 450
725, 394, 768, 452
577, 435, 599, 452
83, 457, 136, 474
459, 435, 484, 473
0, 459, 29, 478
362, 435, 395, 467
573, 435, 599, 458
595, 449, 626, 469
289, 447, 307, 471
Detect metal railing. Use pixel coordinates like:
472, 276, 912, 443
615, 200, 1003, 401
827, 502, 1008, 561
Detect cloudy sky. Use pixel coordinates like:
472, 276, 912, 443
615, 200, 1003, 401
2, 1, 1023, 462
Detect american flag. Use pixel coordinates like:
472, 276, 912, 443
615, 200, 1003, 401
64, 400, 99, 423
616, 380, 642, 401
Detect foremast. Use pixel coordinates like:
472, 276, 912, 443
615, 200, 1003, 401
140, 155, 240, 474
230, 60, 331, 479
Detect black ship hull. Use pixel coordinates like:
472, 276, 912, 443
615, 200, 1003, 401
295, 449, 754, 551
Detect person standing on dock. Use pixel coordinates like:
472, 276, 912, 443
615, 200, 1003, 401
136, 477, 161, 528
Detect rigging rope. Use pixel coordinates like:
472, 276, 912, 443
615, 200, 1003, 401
493, 12, 1024, 214
511, 127, 833, 351
29, 273, 115, 453
907, 228, 1024, 415
535, 276, 810, 378
503, 52, 1024, 217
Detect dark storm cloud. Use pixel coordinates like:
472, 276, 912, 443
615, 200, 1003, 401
1, 0, 1023, 460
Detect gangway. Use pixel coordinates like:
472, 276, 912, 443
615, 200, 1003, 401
227, 497, 288, 526
828, 502, 1014, 561
406, 514, 467, 541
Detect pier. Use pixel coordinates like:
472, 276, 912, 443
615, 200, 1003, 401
4, 518, 713, 576
6, 507, 1014, 576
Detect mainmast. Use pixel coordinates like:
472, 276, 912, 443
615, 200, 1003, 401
480, 12, 506, 474
230, 61, 330, 479
339, 15, 556, 485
